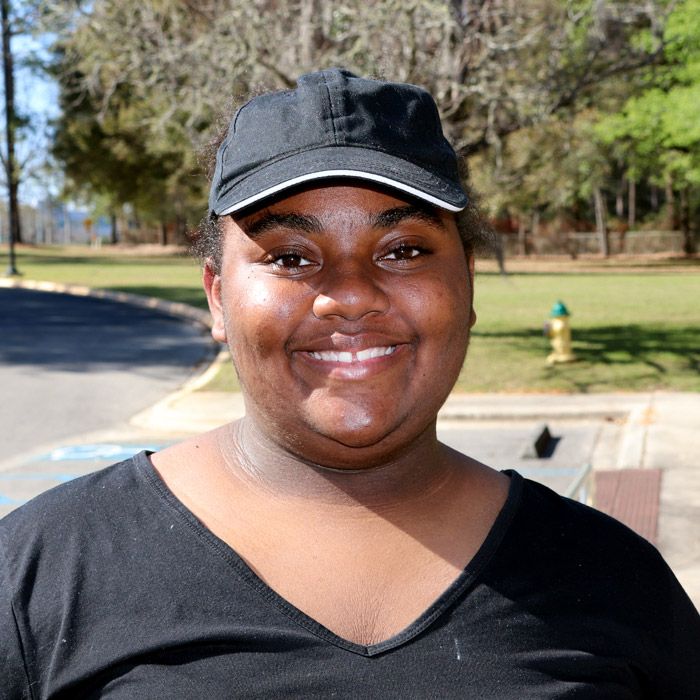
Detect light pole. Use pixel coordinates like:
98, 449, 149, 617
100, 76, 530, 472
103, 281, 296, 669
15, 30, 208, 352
2, 0, 20, 275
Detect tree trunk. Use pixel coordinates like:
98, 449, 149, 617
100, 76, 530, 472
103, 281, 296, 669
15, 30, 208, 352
531, 210, 540, 255
110, 212, 118, 244
160, 220, 167, 246
628, 178, 636, 229
616, 173, 625, 219
299, 0, 319, 69
665, 178, 678, 229
665, 178, 674, 207
593, 185, 609, 257
650, 184, 659, 213
2, 0, 21, 246
44, 203, 52, 244
63, 204, 72, 244
518, 218, 526, 256
679, 186, 694, 256
176, 216, 187, 245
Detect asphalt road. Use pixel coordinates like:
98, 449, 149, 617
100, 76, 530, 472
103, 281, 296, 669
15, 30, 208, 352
0, 287, 216, 464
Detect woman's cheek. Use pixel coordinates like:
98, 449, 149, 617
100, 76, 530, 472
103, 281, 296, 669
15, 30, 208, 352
226, 276, 306, 359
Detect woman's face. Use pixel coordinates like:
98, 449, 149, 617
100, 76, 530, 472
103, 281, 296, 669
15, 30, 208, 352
204, 183, 476, 467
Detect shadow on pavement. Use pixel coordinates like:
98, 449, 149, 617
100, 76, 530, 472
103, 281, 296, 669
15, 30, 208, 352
0, 287, 211, 371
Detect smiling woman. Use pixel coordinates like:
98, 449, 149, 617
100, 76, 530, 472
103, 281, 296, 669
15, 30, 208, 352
1, 69, 698, 699
205, 184, 474, 459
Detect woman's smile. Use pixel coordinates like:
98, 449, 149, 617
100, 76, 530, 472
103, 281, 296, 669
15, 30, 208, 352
307, 345, 396, 364
296, 340, 408, 382
293, 329, 411, 381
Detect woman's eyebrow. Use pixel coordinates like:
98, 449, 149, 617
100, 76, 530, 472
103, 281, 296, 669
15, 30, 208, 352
371, 204, 448, 231
242, 212, 322, 238
240, 202, 446, 239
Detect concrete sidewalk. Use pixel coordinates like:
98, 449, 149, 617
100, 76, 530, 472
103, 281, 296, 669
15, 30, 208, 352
130, 388, 700, 607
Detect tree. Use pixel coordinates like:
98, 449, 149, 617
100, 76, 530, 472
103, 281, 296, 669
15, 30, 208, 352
46, 0, 671, 145
598, 0, 700, 254
42, 0, 676, 233
50, 61, 207, 240
2, 1, 59, 254
470, 107, 617, 255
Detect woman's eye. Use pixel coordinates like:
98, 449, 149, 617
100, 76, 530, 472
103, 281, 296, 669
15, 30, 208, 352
384, 245, 427, 261
269, 252, 313, 269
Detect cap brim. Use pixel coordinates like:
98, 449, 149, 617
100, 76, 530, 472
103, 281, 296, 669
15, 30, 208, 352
212, 147, 467, 216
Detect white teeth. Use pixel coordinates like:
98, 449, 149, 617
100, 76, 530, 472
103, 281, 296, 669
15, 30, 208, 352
308, 346, 396, 363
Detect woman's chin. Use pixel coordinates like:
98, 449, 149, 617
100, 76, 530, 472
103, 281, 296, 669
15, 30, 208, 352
290, 409, 437, 470
302, 397, 401, 446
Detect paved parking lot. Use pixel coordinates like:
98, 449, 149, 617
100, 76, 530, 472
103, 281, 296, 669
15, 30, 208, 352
0, 286, 216, 465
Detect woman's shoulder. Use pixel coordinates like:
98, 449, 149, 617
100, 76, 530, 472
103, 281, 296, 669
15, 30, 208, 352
500, 471, 689, 612
511, 471, 661, 559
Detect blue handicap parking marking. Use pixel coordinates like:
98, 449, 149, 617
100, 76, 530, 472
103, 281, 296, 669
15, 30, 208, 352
41, 444, 162, 462
2, 444, 167, 509
0, 474, 79, 483
0, 474, 83, 507
0, 493, 23, 505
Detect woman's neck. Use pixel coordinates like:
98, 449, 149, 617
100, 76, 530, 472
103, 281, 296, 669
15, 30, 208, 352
215, 416, 471, 517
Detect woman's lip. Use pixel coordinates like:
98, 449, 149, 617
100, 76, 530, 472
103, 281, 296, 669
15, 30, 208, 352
291, 331, 411, 354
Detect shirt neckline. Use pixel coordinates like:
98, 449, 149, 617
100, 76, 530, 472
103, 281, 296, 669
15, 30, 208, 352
134, 451, 524, 657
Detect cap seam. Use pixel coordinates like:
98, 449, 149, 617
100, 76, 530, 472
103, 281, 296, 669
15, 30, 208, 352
211, 99, 249, 206
319, 73, 339, 145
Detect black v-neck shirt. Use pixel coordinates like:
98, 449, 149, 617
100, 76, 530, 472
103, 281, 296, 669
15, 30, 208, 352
1, 451, 698, 699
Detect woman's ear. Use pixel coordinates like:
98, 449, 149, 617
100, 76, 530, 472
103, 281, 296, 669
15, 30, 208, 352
203, 259, 227, 343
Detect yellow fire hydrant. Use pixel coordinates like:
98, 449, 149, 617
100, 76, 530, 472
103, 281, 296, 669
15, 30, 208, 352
544, 301, 576, 364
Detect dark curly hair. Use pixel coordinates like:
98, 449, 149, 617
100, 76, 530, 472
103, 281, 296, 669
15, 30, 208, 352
189, 94, 497, 275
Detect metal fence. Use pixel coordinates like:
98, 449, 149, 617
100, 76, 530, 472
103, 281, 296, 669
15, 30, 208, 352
0, 202, 112, 245
565, 462, 594, 505
502, 230, 688, 257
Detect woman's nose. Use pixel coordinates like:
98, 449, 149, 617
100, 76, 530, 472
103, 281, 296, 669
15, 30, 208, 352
312, 262, 390, 321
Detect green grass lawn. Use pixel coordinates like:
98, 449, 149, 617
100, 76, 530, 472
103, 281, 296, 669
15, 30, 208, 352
5, 244, 699, 393
463, 271, 700, 392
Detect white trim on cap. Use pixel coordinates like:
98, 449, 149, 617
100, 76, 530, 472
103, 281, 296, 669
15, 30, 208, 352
217, 169, 465, 216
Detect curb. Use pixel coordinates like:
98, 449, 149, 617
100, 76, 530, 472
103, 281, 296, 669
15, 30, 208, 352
128, 348, 234, 432
0, 278, 213, 329
436, 408, 628, 421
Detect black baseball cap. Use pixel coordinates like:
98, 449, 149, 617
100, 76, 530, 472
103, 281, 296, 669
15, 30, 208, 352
209, 68, 468, 216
